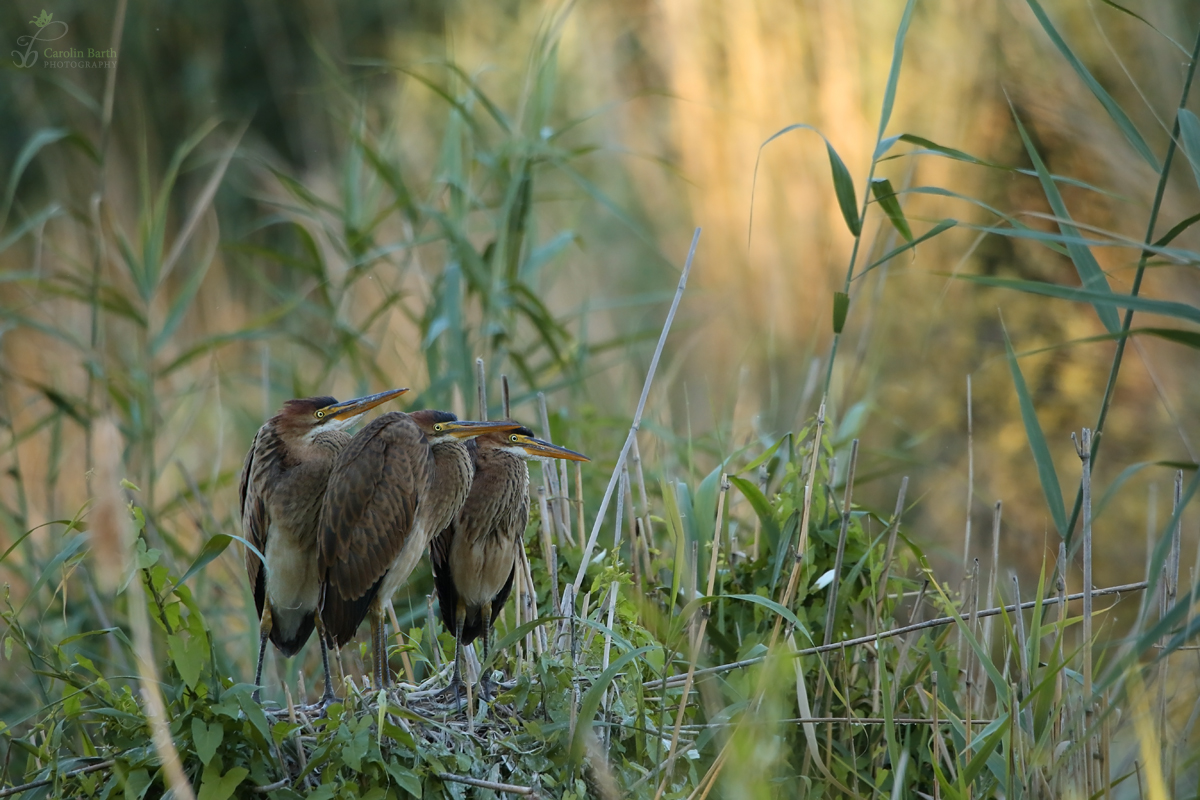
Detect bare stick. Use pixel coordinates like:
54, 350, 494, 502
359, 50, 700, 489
0, 761, 116, 798
1076, 429, 1094, 723
1011, 574, 1032, 733
823, 439, 859, 648
576, 461, 587, 550
385, 603, 415, 684
538, 392, 569, 544
572, 229, 700, 593
476, 357, 487, 420
959, 376, 974, 665
537, 487, 559, 611
656, 479, 729, 799
877, 476, 909, 611
978, 501, 1002, 710
425, 595, 443, 670
771, 402, 827, 647
501, 374, 512, 418
644, 581, 1149, 690
435, 773, 535, 795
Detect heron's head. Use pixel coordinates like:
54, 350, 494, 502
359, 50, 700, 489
488, 425, 590, 463
276, 388, 408, 440
409, 410, 522, 444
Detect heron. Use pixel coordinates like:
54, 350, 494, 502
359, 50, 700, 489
239, 388, 408, 704
317, 410, 522, 692
430, 425, 588, 703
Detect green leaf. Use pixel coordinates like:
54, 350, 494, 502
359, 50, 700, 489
175, 533, 242, 587
869, 178, 912, 241
198, 763, 249, 800
832, 292, 850, 334
735, 433, 791, 476
754, 124, 860, 237
385, 760, 422, 797
1155, 212, 1200, 248
1177, 109, 1200, 193
726, 475, 781, 549
1024, 0, 1158, 171
167, 632, 205, 689
826, 142, 861, 236
1011, 106, 1120, 333
568, 646, 654, 766
122, 767, 152, 800
856, 219, 957, 279
961, 275, 1200, 326
1003, 325, 1067, 539
877, 0, 916, 140
192, 718, 224, 766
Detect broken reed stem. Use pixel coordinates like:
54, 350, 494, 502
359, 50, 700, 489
1054, 542, 1067, 743
538, 392, 570, 544
435, 773, 535, 795
960, 376, 974, 666
385, 603, 415, 684
624, 464, 642, 593
823, 438, 859, 649
425, 595, 443, 670
965, 558, 979, 755
877, 476, 909, 613
476, 357, 487, 420
537, 487, 560, 612
1159, 470, 1183, 772
1011, 574, 1032, 732
771, 401, 826, 648
932, 670, 942, 800
500, 374, 511, 418
644, 581, 1149, 691
572, 228, 700, 594
654, 476, 729, 800
575, 462, 586, 551
978, 500, 1002, 712
0, 760, 116, 799
1077, 429, 1094, 726
521, 545, 546, 654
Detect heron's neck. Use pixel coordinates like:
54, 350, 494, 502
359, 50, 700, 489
425, 439, 474, 533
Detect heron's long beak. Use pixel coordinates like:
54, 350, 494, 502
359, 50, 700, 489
512, 434, 590, 462
440, 420, 523, 439
321, 388, 409, 421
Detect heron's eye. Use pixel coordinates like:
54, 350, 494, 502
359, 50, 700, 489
510, 435, 519, 443
433, 423, 443, 432
315, 410, 325, 419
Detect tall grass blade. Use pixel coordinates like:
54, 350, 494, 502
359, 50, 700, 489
1176, 109, 1200, 192
1003, 325, 1067, 539
963, 275, 1200, 326
1024, 0, 1159, 171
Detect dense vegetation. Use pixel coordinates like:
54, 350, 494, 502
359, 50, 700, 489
2, 0, 1199, 797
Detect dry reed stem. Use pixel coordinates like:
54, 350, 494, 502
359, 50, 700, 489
571, 228, 699, 593
435, 773, 535, 795
519, 545, 544, 654
0, 760, 116, 799
822, 438, 859, 648
537, 392, 569, 545
644, 581, 1149, 691
385, 603, 415, 684
537, 487, 559, 611
932, 670, 942, 800
1159, 470, 1183, 774
575, 462, 586, 550
978, 500, 1002, 714
653, 477, 728, 800
425, 595, 443, 670
475, 357, 487, 420
877, 476, 909, 612
500, 374, 512, 418
959, 375, 974, 666
1076, 428, 1094, 778
770, 400, 826, 647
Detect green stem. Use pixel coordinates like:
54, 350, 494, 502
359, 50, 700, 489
1065, 24, 1200, 548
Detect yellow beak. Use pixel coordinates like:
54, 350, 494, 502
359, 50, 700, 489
321, 388, 409, 421
512, 434, 590, 462
439, 420, 524, 439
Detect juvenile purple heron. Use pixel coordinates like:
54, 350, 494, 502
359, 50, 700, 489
238, 388, 408, 704
430, 425, 588, 703
317, 410, 522, 692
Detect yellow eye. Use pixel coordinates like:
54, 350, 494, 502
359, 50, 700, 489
510, 435, 519, 443
315, 410, 325, 419
433, 423, 443, 432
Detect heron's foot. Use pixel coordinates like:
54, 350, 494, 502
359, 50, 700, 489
478, 674, 496, 704
435, 677, 467, 711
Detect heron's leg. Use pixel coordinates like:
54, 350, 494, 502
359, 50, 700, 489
315, 616, 337, 707
452, 598, 467, 711
479, 601, 494, 703
252, 606, 273, 704
370, 610, 385, 691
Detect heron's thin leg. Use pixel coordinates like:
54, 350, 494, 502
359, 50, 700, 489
479, 601, 494, 702
318, 634, 336, 706
453, 598, 466, 712
252, 606, 273, 704
370, 611, 385, 691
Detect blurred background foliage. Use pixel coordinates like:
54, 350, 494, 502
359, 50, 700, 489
2, 0, 1200, 776
3, 0, 1198, 593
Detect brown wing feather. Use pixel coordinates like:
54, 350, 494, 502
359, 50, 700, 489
319, 412, 432, 646
239, 426, 274, 620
